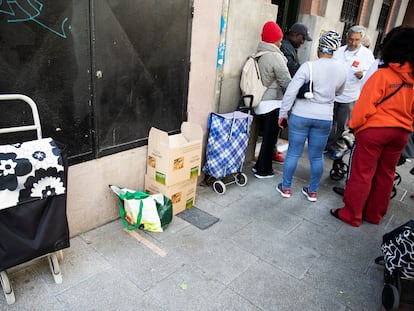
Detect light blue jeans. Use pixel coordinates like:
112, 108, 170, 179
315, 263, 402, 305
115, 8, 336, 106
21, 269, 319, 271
282, 114, 332, 192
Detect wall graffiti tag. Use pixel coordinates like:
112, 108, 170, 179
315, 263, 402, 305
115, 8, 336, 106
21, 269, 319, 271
0, 0, 69, 38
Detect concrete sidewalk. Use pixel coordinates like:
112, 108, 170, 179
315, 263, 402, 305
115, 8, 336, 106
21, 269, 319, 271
2, 151, 414, 310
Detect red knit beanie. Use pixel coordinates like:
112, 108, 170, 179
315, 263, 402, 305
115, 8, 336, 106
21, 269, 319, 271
261, 21, 283, 43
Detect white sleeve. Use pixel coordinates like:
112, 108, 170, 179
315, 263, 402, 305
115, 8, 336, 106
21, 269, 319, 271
360, 59, 380, 89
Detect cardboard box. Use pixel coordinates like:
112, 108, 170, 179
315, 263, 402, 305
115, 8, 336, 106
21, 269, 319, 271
147, 122, 203, 186
145, 175, 197, 215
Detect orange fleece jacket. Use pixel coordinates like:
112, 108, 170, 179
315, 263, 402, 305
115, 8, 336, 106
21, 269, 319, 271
349, 62, 414, 136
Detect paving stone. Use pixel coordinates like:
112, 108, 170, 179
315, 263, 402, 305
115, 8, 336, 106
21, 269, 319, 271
146, 264, 226, 311
3, 144, 413, 310
230, 220, 321, 279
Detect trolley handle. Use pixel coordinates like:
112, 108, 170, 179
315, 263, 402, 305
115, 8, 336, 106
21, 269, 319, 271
238, 95, 253, 112
0, 94, 42, 139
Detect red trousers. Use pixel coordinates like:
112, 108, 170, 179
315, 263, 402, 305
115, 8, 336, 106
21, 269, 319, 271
338, 127, 409, 227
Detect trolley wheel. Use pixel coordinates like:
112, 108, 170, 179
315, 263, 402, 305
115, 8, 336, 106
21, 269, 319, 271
235, 173, 248, 187
213, 180, 226, 195
329, 160, 348, 181
382, 283, 400, 311
48, 253, 63, 284
0, 271, 15, 305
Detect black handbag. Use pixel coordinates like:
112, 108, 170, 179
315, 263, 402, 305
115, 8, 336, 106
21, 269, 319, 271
297, 81, 312, 99
296, 62, 313, 99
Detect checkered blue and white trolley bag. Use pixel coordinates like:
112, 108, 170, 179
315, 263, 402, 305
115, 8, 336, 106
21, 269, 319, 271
0, 95, 70, 305
202, 110, 253, 194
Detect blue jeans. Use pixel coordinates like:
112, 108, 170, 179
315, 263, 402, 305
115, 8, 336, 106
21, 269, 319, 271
282, 114, 332, 192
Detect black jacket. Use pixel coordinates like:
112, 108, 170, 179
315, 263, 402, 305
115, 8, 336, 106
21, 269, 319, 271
280, 38, 299, 77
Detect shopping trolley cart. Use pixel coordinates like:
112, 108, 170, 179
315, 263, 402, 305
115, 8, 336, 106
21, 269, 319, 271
0, 94, 69, 305
202, 97, 253, 194
375, 220, 414, 310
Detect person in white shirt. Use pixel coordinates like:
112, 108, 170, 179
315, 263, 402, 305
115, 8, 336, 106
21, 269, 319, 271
325, 26, 375, 159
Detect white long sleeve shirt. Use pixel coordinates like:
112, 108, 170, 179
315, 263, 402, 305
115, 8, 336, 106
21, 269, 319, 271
280, 57, 346, 121
333, 45, 375, 103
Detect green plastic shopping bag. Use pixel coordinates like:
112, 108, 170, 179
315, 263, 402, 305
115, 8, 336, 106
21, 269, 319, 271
109, 185, 172, 232
152, 193, 173, 230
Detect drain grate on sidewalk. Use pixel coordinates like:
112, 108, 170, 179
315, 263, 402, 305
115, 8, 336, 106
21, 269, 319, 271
177, 206, 219, 230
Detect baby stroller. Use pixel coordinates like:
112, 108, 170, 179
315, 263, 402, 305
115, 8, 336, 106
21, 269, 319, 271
329, 130, 354, 181
375, 220, 414, 310
202, 96, 253, 194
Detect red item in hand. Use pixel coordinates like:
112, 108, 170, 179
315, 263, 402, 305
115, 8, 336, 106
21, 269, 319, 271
278, 118, 288, 129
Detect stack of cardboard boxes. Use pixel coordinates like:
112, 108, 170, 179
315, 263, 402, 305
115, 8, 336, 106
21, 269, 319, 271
144, 122, 203, 215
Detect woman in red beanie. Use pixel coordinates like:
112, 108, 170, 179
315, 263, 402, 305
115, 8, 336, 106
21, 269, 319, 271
252, 21, 292, 178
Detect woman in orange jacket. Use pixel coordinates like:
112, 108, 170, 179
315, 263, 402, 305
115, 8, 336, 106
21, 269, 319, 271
330, 26, 414, 227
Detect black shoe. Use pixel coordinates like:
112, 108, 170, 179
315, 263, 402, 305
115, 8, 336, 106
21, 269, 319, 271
333, 186, 344, 196
254, 172, 274, 179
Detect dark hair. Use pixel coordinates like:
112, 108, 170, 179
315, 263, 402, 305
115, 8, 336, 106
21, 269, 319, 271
381, 26, 414, 73
380, 26, 410, 50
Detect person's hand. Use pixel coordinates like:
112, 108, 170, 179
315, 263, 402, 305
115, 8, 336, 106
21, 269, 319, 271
354, 71, 364, 80
278, 117, 288, 129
